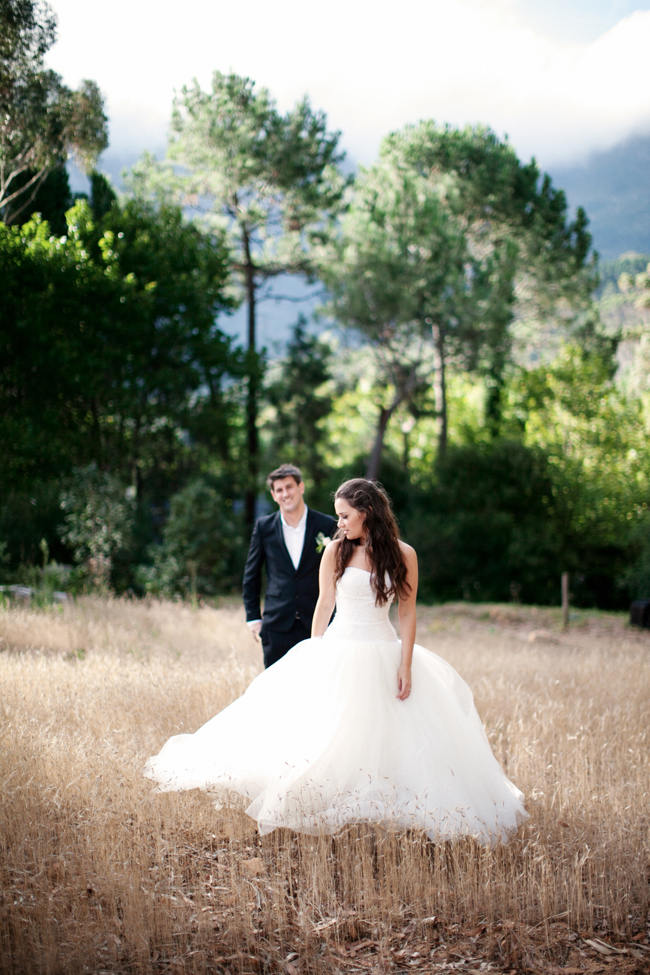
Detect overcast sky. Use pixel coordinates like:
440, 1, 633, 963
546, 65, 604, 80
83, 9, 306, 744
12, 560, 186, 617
46, 0, 650, 171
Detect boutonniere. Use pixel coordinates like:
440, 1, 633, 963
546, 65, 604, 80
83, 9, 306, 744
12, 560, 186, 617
315, 532, 332, 553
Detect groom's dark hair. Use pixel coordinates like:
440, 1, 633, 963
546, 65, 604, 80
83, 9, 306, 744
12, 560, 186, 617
267, 464, 303, 488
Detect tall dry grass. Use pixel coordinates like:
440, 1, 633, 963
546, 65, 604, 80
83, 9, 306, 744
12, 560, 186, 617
0, 596, 648, 974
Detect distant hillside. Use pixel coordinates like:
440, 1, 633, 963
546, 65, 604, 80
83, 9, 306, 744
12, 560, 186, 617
549, 131, 650, 260
596, 252, 650, 296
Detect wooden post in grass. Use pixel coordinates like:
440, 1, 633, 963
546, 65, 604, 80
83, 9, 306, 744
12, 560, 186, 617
561, 572, 570, 629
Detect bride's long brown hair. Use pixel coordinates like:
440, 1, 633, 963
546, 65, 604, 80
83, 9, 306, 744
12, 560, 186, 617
334, 478, 410, 605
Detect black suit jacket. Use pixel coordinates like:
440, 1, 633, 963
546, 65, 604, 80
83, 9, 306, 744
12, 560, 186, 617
242, 508, 337, 634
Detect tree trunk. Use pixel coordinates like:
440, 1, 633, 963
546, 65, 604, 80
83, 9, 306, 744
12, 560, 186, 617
432, 322, 448, 458
366, 367, 421, 480
485, 370, 504, 439
365, 405, 393, 481
241, 226, 258, 532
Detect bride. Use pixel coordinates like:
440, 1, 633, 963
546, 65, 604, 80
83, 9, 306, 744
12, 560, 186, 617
145, 478, 527, 843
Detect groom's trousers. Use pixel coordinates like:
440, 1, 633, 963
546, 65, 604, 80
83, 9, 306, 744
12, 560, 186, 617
262, 617, 311, 668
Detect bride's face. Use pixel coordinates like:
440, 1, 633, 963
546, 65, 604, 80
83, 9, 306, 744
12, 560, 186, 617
335, 497, 366, 541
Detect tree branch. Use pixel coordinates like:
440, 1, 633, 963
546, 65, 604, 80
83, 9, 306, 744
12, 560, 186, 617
0, 165, 49, 221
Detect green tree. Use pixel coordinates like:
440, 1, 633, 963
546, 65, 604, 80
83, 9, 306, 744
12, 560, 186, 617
0, 199, 239, 568
6, 161, 72, 233
263, 317, 334, 491
612, 260, 650, 398
320, 150, 479, 474
402, 441, 573, 604
322, 123, 598, 474
127, 72, 347, 527
59, 463, 134, 591
88, 169, 117, 220
622, 510, 650, 600
0, 0, 55, 64
0, 0, 108, 222
397, 123, 598, 423
136, 476, 246, 598
504, 342, 649, 605
68, 197, 240, 487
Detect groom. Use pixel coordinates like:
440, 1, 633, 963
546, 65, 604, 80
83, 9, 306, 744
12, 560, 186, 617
243, 464, 337, 668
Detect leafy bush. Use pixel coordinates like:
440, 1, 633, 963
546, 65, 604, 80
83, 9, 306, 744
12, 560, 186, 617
403, 441, 572, 604
0, 482, 66, 570
136, 477, 246, 598
59, 464, 135, 591
0, 540, 9, 580
10, 557, 71, 594
621, 512, 650, 599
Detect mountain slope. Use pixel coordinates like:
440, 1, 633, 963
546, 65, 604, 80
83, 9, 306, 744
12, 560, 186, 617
549, 131, 650, 259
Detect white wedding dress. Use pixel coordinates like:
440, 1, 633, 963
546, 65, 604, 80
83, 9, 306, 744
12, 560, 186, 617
145, 567, 527, 843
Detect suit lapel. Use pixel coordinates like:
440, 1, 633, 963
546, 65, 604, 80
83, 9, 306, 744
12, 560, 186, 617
274, 511, 296, 573
295, 509, 315, 572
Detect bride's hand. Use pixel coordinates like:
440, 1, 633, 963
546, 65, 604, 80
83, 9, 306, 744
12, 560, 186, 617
397, 663, 412, 701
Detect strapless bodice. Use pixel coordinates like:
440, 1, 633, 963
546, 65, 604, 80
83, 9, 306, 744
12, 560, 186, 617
324, 566, 397, 643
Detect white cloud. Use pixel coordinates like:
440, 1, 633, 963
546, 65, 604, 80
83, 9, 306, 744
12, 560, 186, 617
46, 0, 650, 167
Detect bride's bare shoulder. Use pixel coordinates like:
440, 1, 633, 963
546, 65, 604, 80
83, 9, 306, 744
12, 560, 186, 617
322, 536, 341, 562
398, 539, 417, 565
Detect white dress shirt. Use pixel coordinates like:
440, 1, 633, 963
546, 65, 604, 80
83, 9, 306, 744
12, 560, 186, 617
281, 506, 308, 569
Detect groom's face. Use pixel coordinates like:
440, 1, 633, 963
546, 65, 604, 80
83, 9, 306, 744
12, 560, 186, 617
270, 476, 305, 515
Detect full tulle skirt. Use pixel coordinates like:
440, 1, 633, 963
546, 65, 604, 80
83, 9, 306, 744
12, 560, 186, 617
144, 605, 527, 843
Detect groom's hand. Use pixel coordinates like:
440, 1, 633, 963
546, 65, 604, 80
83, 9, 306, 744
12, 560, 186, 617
247, 620, 262, 640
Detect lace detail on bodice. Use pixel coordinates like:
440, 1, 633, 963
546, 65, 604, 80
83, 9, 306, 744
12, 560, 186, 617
324, 567, 397, 643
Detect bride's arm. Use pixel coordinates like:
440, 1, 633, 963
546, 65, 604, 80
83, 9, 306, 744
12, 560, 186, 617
311, 540, 338, 637
397, 543, 418, 700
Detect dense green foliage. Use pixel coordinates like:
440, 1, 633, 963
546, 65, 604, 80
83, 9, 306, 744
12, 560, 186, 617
135, 476, 247, 599
1, 5, 648, 607
0, 198, 237, 485
0, 195, 242, 582
401, 441, 571, 604
59, 464, 135, 590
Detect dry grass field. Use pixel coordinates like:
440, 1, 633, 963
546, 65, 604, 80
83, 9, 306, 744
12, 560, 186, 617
0, 595, 648, 974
